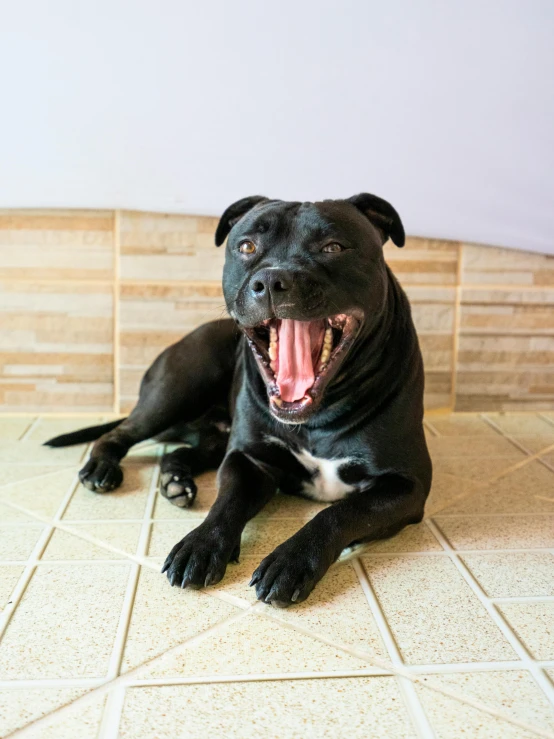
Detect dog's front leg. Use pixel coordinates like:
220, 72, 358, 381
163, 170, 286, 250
162, 450, 277, 588
251, 474, 426, 607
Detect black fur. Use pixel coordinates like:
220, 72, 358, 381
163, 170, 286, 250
46, 193, 431, 607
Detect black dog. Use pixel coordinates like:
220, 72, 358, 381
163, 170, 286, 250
47, 193, 432, 607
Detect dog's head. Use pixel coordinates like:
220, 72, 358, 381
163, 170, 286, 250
216, 194, 405, 424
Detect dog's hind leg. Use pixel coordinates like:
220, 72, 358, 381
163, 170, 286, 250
159, 412, 230, 508
78, 319, 238, 493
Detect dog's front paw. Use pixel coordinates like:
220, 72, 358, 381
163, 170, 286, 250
162, 523, 240, 589
79, 458, 123, 492
160, 471, 197, 508
250, 539, 330, 608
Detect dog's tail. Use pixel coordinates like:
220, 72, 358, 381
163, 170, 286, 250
43, 419, 126, 448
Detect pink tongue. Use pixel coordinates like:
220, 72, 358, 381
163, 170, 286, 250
276, 320, 325, 402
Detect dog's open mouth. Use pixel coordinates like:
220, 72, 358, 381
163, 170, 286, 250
243, 313, 362, 420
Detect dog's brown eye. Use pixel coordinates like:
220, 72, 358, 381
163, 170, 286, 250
239, 240, 256, 255
321, 243, 343, 253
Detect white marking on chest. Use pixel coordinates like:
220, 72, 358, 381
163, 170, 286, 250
292, 448, 355, 502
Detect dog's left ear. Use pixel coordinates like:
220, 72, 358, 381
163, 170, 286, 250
346, 193, 405, 247
215, 195, 269, 246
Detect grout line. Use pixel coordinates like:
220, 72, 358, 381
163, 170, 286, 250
538, 413, 554, 429
426, 518, 554, 712
423, 419, 440, 437
16, 417, 39, 441
1, 502, 552, 737
0, 474, 80, 641
252, 605, 554, 739
0, 466, 75, 491
112, 210, 121, 415
6, 606, 257, 739
352, 558, 436, 738
4, 660, 554, 690
98, 447, 162, 738
2, 277, 551, 290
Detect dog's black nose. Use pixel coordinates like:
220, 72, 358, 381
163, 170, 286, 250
250, 269, 294, 300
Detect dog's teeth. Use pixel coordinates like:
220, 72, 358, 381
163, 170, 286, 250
270, 360, 277, 372
273, 397, 283, 407
268, 325, 278, 362
320, 347, 331, 365
323, 327, 333, 347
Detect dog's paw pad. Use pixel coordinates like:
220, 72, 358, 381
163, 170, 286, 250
160, 472, 197, 508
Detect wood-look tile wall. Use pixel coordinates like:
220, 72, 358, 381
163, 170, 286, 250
0, 209, 552, 413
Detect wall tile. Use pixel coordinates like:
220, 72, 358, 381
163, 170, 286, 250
119, 211, 224, 281
461, 243, 554, 286
0, 282, 113, 411
0, 209, 113, 280
405, 286, 456, 409
384, 237, 459, 285
118, 282, 225, 411
455, 288, 554, 411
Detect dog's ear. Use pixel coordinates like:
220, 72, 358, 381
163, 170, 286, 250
346, 193, 405, 247
215, 195, 269, 246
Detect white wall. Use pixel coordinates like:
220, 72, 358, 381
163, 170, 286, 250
1, 0, 553, 254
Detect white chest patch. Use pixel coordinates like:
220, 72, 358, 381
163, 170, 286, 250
291, 448, 356, 502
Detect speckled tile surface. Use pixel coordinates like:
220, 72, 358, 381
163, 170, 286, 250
0, 413, 553, 738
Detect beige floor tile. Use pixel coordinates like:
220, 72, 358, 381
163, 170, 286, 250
138, 610, 367, 679
435, 514, 554, 550
0, 565, 24, 605
0, 524, 44, 560
0, 563, 130, 678
443, 460, 554, 514
0, 463, 74, 490
214, 560, 387, 657
424, 472, 484, 516
427, 435, 524, 458
416, 670, 554, 739
24, 694, 107, 739
0, 468, 76, 521
258, 491, 329, 520
514, 434, 554, 454
25, 416, 109, 443
362, 555, 515, 664
462, 553, 554, 597
426, 415, 499, 436
363, 522, 442, 552
148, 520, 206, 559
485, 413, 554, 436
267, 563, 387, 657
122, 566, 239, 672
63, 463, 155, 520
0, 439, 86, 465
498, 602, 554, 659
0, 688, 89, 737
432, 456, 522, 482
43, 522, 142, 560
0, 417, 35, 440
119, 678, 417, 739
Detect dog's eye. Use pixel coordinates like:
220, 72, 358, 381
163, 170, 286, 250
321, 243, 344, 253
239, 240, 256, 255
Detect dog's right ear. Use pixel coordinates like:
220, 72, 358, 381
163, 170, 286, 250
215, 196, 269, 246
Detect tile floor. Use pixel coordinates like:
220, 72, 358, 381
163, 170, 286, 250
0, 413, 553, 738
